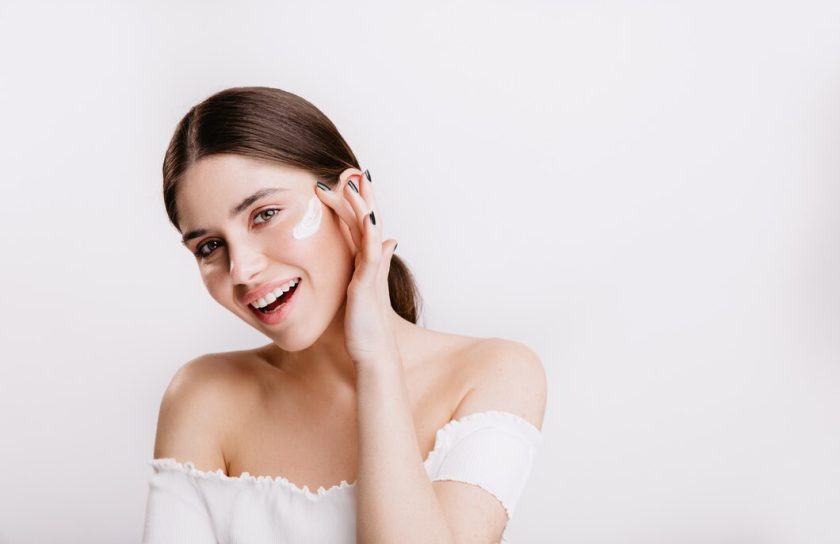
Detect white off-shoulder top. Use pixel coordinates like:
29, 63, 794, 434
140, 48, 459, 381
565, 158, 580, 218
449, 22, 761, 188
142, 410, 542, 543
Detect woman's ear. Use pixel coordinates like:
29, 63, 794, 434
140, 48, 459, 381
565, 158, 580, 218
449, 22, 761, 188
337, 167, 364, 190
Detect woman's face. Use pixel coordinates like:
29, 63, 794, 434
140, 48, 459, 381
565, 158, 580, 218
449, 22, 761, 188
176, 153, 355, 351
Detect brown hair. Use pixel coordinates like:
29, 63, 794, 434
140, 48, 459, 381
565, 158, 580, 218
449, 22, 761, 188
161, 86, 422, 323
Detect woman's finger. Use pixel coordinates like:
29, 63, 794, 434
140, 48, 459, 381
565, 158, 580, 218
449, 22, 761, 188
343, 176, 381, 271
339, 175, 370, 254
378, 238, 398, 299
314, 179, 363, 251
352, 170, 383, 247
359, 167, 378, 217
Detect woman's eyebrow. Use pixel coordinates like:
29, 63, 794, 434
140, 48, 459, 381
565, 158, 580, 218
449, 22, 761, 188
229, 187, 290, 218
181, 186, 290, 246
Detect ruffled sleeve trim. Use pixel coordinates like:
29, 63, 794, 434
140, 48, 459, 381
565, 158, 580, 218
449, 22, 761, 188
423, 409, 543, 521
423, 409, 543, 469
148, 409, 542, 503
148, 457, 355, 501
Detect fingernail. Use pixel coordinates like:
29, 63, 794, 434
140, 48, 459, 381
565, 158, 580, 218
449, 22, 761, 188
394, 242, 398, 251
369, 211, 376, 225
316, 181, 331, 191
348, 180, 359, 194
364, 169, 372, 183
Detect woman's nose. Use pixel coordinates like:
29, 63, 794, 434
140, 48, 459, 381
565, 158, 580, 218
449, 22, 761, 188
228, 245, 267, 284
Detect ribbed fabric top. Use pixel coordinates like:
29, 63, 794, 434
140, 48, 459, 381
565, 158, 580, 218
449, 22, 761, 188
142, 409, 542, 543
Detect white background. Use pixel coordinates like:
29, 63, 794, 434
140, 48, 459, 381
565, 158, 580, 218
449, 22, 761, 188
1, 1, 838, 542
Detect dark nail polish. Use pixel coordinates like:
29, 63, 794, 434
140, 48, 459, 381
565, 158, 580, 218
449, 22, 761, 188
394, 242, 398, 251
348, 180, 359, 194
316, 181, 331, 191
369, 211, 376, 225
364, 169, 372, 182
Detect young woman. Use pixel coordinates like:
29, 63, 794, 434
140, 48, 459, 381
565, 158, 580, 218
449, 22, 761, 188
142, 86, 547, 544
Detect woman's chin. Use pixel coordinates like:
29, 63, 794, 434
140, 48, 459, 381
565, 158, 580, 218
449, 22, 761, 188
257, 322, 321, 353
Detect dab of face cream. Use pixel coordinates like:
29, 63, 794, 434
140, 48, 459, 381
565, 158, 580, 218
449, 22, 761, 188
292, 195, 322, 239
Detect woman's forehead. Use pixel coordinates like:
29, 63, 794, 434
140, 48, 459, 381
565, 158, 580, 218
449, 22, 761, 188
182, 154, 311, 193
178, 155, 311, 228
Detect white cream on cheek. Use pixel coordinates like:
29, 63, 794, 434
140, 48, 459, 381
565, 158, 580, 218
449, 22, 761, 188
292, 195, 322, 239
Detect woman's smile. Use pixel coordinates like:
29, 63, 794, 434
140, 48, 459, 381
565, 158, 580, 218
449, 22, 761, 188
246, 277, 303, 325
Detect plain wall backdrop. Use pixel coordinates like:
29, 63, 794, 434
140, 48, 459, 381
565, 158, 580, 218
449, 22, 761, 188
1, 1, 838, 542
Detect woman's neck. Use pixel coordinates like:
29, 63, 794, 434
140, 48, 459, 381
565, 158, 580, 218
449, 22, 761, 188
260, 304, 418, 393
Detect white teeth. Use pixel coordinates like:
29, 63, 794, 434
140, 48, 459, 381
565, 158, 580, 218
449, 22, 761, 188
249, 278, 300, 309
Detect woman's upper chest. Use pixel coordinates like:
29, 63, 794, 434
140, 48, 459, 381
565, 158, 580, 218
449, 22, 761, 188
219, 334, 482, 492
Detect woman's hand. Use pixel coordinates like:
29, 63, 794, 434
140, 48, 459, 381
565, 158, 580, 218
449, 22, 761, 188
314, 169, 400, 369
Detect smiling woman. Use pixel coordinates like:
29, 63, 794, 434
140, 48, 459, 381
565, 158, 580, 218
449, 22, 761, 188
163, 88, 419, 332
142, 86, 547, 544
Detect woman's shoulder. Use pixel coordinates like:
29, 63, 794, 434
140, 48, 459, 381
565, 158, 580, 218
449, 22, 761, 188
446, 335, 547, 432
429, 332, 543, 380
155, 350, 260, 446
167, 350, 268, 397
152, 351, 265, 471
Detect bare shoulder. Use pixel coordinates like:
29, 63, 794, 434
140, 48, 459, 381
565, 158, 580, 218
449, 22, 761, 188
152, 351, 260, 472
452, 337, 547, 430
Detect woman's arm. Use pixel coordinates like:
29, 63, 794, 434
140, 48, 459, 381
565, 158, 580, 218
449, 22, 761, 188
354, 339, 547, 544
355, 356, 457, 544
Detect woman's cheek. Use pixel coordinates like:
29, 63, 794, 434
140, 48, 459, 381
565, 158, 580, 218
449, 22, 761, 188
199, 267, 226, 303
291, 195, 322, 240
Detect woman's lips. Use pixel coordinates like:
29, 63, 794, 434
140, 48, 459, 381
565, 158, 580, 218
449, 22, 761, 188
241, 276, 301, 307
248, 280, 301, 325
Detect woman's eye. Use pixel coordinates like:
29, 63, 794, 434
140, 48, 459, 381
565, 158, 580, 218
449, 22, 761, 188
254, 208, 281, 225
194, 239, 222, 259
193, 209, 282, 260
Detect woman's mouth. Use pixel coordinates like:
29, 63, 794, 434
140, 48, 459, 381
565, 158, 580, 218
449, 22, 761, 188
247, 279, 302, 325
